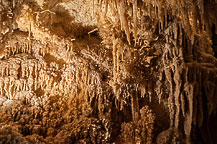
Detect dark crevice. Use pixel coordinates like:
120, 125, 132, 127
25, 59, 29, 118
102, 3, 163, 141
211, 24, 217, 58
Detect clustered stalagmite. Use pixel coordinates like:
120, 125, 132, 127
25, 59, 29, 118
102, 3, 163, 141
0, 0, 217, 143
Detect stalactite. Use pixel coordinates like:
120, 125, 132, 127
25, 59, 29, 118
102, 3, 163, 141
112, 37, 119, 96
166, 68, 175, 127
133, 0, 138, 46
0, 78, 3, 96
174, 64, 181, 129
9, 78, 15, 100
164, 7, 167, 28
119, 0, 131, 45
105, 0, 108, 16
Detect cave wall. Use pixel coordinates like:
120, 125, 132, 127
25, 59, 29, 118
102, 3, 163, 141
0, 0, 217, 143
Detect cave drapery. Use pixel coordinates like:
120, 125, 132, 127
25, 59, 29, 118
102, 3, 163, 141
0, 0, 217, 143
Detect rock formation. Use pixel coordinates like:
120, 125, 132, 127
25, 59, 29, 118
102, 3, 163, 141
0, 0, 217, 143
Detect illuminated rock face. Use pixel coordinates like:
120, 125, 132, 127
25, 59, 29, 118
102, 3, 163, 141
0, 0, 217, 143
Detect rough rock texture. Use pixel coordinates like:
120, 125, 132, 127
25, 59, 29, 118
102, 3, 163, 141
0, 0, 217, 143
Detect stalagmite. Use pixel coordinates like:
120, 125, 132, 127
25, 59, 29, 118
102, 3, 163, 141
184, 83, 194, 142
15, 80, 21, 92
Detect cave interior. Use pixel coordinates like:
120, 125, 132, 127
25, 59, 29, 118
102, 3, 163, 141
0, 0, 217, 143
